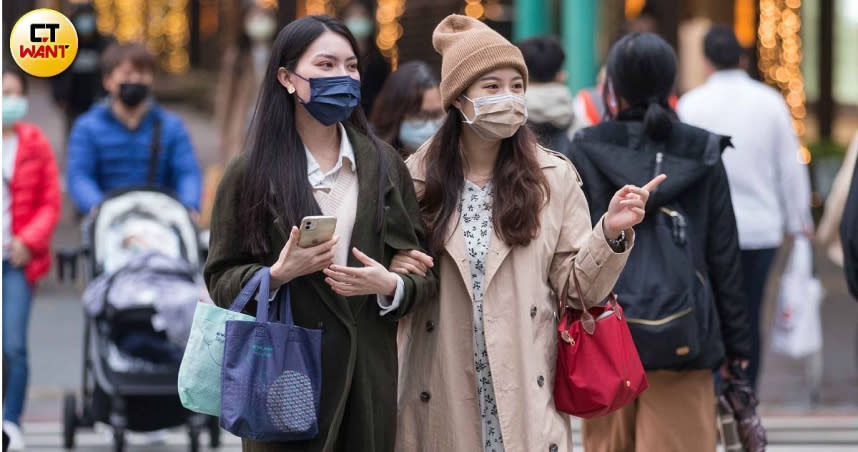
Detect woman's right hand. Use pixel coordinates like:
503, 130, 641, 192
270, 226, 339, 287
389, 249, 434, 276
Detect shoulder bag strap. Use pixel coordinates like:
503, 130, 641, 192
146, 117, 162, 186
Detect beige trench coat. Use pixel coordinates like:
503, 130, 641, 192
396, 146, 633, 452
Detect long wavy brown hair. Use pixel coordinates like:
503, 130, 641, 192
421, 108, 550, 256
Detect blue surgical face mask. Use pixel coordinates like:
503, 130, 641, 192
293, 74, 361, 126
74, 14, 97, 35
3, 96, 28, 126
399, 118, 442, 150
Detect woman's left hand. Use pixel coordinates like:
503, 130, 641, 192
9, 237, 32, 268
603, 174, 667, 239
323, 248, 399, 297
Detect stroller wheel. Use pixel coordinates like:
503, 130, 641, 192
62, 393, 77, 449
207, 416, 221, 448
112, 428, 125, 452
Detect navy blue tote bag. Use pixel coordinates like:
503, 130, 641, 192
220, 267, 322, 441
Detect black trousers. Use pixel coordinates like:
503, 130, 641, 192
740, 248, 778, 389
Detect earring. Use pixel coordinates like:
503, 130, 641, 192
287, 85, 295, 94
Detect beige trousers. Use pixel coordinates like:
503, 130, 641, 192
581, 369, 717, 452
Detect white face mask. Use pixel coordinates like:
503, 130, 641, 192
459, 93, 528, 140
245, 14, 276, 42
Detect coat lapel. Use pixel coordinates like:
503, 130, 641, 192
482, 229, 512, 295
442, 214, 474, 297
343, 125, 387, 315
482, 147, 560, 293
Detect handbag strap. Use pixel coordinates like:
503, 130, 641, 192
556, 263, 598, 335
228, 267, 267, 314
274, 284, 294, 326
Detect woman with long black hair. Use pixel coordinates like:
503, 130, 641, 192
571, 32, 751, 451
204, 15, 437, 452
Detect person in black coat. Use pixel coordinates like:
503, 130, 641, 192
51, 4, 114, 137
842, 162, 858, 299
516, 36, 574, 158
572, 32, 751, 452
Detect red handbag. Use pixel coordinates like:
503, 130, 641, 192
553, 266, 648, 418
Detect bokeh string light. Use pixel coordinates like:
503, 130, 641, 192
256, 0, 278, 9
625, 0, 646, 19
376, 0, 406, 70
758, 0, 811, 163
91, 0, 189, 73
464, 0, 486, 20
305, 0, 333, 16
734, 0, 756, 47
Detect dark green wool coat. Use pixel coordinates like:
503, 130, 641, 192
204, 125, 438, 452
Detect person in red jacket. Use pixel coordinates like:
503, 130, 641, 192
2, 69, 61, 450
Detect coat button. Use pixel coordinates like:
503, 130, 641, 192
530, 306, 538, 318
420, 391, 431, 402
549, 445, 558, 452
425, 320, 435, 332
537, 375, 545, 387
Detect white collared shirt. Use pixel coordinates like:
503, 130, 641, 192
300, 124, 403, 315
305, 124, 357, 192
677, 70, 813, 249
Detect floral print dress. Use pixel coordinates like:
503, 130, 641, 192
461, 180, 505, 452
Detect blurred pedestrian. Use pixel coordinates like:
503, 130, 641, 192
340, 2, 390, 114
204, 15, 437, 452
2, 70, 62, 451
843, 136, 858, 299
369, 61, 442, 158
516, 36, 574, 157
214, 3, 276, 164
391, 15, 659, 452
570, 66, 607, 133
677, 25, 813, 389
51, 3, 114, 139
572, 32, 751, 452
818, 131, 858, 267
203, 4, 278, 227
66, 42, 202, 218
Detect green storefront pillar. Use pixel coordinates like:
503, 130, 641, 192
562, 0, 599, 93
513, 0, 550, 42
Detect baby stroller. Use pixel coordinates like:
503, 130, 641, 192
57, 188, 219, 452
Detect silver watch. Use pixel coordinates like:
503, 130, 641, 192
606, 230, 626, 252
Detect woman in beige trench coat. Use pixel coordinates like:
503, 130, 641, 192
390, 15, 665, 452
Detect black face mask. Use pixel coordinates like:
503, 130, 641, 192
118, 83, 149, 108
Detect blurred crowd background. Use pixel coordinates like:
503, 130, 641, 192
2, 0, 858, 446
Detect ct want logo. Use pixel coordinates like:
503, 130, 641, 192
10, 9, 79, 78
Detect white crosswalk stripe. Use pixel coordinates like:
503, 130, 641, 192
19, 416, 858, 451
22, 422, 242, 451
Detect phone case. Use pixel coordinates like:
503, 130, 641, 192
298, 216, 337, 248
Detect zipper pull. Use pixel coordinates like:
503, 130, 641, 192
653, 152, 664, 181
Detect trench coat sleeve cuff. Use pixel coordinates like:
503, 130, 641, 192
589, 216, 635, 259
377, 274, 405, 316
575, 216, 635, 303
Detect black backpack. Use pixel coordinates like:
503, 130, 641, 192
613, 150, 724, 370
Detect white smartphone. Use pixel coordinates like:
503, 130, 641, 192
298, 216, 337, 248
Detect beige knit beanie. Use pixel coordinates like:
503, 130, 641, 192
432, 14, 529, 109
